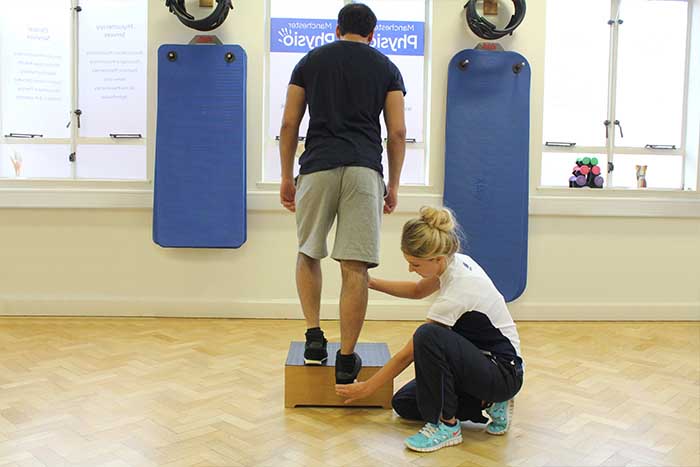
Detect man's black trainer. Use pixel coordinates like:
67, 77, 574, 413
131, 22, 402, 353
304, 329, 328, 365
335, 350, 362, 384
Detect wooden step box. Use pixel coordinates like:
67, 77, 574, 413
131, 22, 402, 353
285, 342, 393, 408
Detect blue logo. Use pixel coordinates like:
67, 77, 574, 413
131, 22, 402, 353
271, 18, 424, 56
272, 20, 336, 52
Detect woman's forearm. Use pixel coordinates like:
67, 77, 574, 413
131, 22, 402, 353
336, 337, 416, 403
369, 278, 419, 299
364, 343, 414, 393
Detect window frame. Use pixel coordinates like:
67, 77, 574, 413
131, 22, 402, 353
260, 0, 432, 187
2, 0, 697, 217
538, 0, 696, 192
0, 0, 151, 205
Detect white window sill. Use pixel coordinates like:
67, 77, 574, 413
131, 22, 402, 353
531, 187, 700, 218
0, 186, 444, 212
0, 186, 698, 218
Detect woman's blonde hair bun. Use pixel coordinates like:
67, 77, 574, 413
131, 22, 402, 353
419, 206, 455, 233
401, 206, 461, 259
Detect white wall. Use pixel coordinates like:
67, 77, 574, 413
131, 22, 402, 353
1, 0, 698, 320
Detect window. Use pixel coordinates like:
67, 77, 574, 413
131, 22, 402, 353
264, 0, 428, 184
0, 0, 148, 181
541, 0, 693, 190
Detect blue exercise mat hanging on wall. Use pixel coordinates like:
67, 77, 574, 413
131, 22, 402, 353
444, 49, 530, 302
153, 44, 247, 248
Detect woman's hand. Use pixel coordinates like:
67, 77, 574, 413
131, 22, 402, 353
368, 276, 377, 290
335, 381, 373, 404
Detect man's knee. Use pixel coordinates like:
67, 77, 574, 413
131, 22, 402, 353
339, 260, 369, 277
297, 252, 321, 269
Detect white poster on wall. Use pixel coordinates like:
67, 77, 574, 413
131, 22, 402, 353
78, 0, 147, 138
265, 0, 427, 183
268, 15, 425, 141
0, 0, 71, 139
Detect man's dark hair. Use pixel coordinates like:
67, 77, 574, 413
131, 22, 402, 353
338, 3, 377, 37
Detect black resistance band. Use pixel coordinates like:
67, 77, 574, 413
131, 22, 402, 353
165, 0, 233, 31
463, 0, 526, 40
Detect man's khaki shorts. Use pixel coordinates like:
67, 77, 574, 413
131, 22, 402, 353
295, 166, 385, 268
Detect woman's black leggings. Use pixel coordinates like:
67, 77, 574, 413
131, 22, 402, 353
391, 322, 523, 424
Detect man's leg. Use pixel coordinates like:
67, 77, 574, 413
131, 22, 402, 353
333, 260, 367, 382
296, 252, 322, 329
295, 170, 341, 365
298, 252, 327, 365
338, 259, 368, 354
332, 167, 384, 383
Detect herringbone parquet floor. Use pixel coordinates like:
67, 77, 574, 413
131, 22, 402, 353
0, 319, 698, 467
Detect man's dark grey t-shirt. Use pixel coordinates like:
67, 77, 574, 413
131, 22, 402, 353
289, 40, 406, 176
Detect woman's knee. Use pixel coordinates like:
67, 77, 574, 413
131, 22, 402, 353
413, 322, 444, 349
390, 393, 405, 414
391, 394, 422, 421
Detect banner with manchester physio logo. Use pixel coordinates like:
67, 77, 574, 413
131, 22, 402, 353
271, 19, 424, 56
267, 17, 425, 148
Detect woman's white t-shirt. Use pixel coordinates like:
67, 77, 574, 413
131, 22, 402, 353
426, 253, 522, 363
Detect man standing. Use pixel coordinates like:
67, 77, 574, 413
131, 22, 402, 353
279, 3, 406, 384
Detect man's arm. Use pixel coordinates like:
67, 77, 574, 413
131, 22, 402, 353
279, 84, 306, 212
383, 90, 406, 214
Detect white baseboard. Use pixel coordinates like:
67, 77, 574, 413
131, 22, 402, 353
1, 296, 698, 321
508, 301, 700, 321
